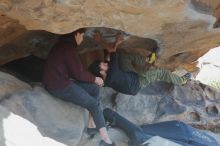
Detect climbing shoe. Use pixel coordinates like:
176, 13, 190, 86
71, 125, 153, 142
86, 128, 98, 135
181, 72, 192, 85
99, 140, 115, 146
86, 128, 99, 139
86, 128, 99, 135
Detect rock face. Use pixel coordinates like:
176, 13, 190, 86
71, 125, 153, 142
0, 0, 219, 35
0, 14, 26, 47
0, 71, 220, 146
0, 105, 66, 146
106, 81, 220, 129
1, 87, 89, 146
0, 71, 31, 100
0, 30, 58, 65
0, 0, 220, 71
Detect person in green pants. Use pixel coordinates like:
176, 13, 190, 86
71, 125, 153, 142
89, 32, 191, 95
117, 51, 189, 89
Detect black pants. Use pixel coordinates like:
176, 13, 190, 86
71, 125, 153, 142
103, 108, 150, 145
47, 81, 105, 129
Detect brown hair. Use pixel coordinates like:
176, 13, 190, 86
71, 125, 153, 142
59, 28, 86, 47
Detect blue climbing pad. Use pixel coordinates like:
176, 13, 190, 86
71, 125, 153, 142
141, 120, 220, 146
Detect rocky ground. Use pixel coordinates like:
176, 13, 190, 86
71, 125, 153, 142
0, 70, 220, 146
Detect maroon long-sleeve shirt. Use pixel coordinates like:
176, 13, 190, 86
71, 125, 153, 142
42, 41, 95, 90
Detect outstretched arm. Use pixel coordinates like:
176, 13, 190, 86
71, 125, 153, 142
93, 31, 113, 52
93, 31, 123, 54
112, 33, 123, 52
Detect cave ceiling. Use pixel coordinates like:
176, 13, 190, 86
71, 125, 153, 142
0, 0, 220, 71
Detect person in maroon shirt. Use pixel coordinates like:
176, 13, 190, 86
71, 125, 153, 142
43, 28, 115, 146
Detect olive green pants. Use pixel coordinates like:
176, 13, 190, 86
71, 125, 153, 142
118, 52, 183, 89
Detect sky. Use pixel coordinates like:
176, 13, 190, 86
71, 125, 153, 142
196, 46, 220, 87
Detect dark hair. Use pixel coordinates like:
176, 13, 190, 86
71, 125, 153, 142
74, 28, 86, 34
59, 28, 86, 47
88, 60, 102, 77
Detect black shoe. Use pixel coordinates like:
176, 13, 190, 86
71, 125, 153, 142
182, 72, 192, 80
86, 128, 99, 139
85, 128, 99, 139
181, 72, 192, 85
86, 128, 98, 135
99, 140, 115, 146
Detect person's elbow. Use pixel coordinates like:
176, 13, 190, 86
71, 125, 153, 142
75, 74, 88, 81
74, 71, 94, 82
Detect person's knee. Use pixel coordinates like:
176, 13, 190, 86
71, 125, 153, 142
89, 84, 100, 97
86, 99, 100, 111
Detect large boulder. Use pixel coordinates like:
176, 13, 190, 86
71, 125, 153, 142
0, 104, 65, 146
0, 71, 31, 100
114, 80, 220, 131
1, 86, 88, 146
0, 71, 219, 146
0, 0, 219, 36
1, 1, 220, 72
